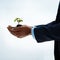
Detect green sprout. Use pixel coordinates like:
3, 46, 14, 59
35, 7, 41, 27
14, 18, 23, 25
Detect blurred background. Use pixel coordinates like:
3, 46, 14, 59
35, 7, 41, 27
0, 0, 59, 60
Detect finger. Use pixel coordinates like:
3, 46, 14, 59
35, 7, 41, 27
7, 25, 27, 32
7, 25, 26, 31
7, 26, 17, 35
7, 25, 12, 30
7, 25, 19, 32
7, 26, 14, 32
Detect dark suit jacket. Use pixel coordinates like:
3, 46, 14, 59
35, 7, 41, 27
34, 2, 60, 60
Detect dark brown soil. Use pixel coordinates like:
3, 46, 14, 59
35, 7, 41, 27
17, 24, 22, 27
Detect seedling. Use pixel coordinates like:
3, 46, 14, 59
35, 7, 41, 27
14, 18, 23, 27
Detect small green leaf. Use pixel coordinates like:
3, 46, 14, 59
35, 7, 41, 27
14, 17, 23, 24
18, 20, 23, 22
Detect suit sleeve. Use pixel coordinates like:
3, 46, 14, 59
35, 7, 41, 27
34, 2, 60, 43
34, 21, 60, 42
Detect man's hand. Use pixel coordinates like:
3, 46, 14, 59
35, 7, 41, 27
7, 25, 32, 38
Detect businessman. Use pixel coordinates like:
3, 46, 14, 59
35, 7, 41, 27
7, 2, 60, 60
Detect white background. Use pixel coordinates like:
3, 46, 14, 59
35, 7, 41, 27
0, 0, 59, 60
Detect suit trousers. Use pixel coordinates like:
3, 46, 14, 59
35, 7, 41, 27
54, 41, 60, 60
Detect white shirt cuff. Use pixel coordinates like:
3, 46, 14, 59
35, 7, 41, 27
31, 27, 36, 39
